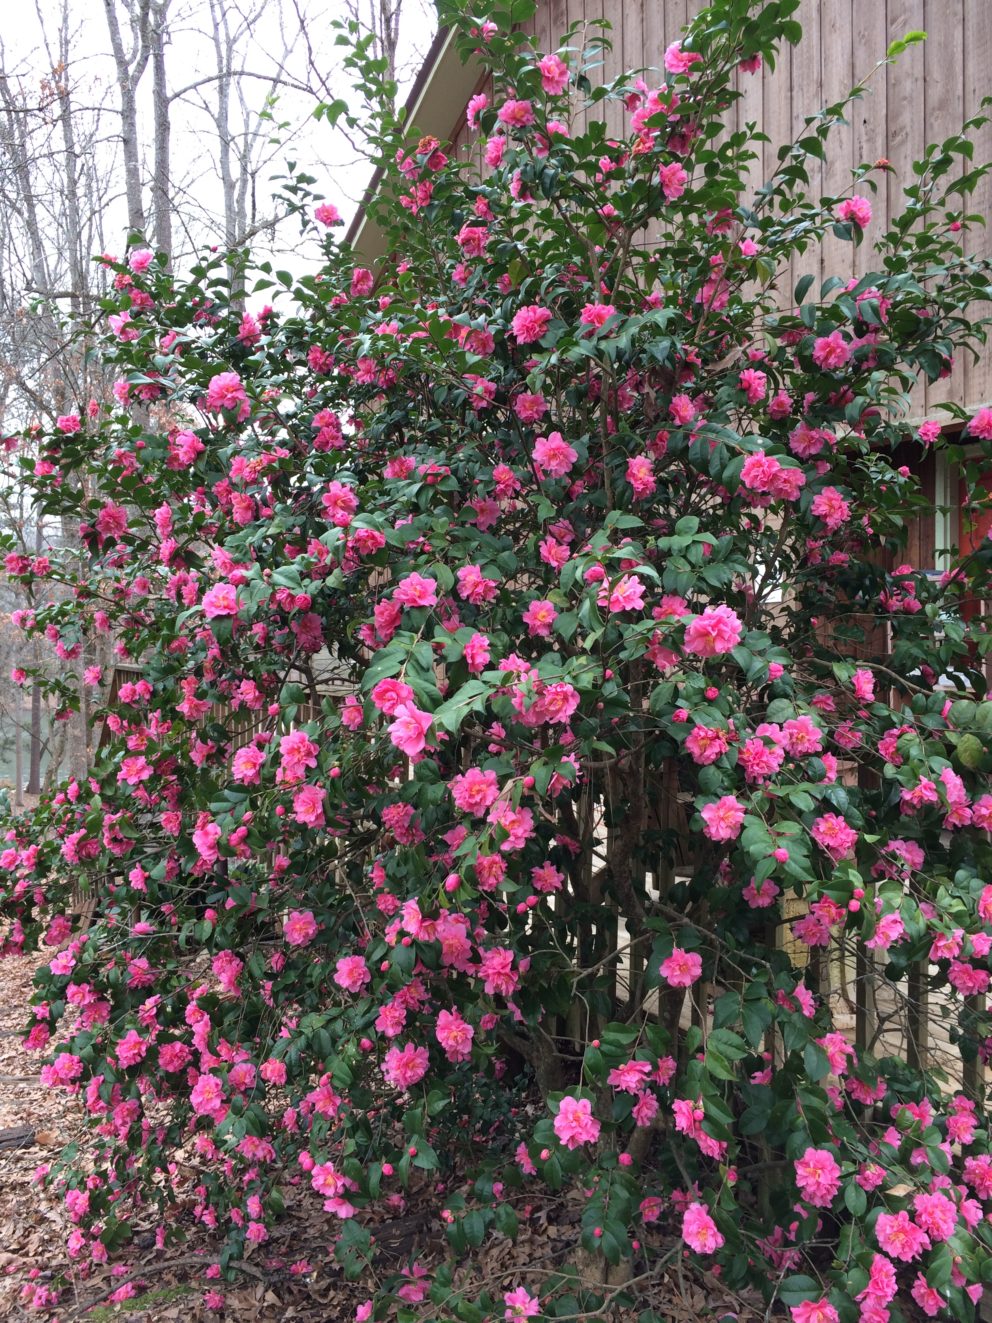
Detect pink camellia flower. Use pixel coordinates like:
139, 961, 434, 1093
435, 1009, 474, 1063
811, 331, 851, 370
790, 1302, 839, 1323
627, 454, 656, 498
505, 1291, 544, 1323
109, 310, 137, 340
118, 755, 153, 786
700, 795, 745, 842
497, 99, 535, 128
388, 702, 434, 758
740, 452, 784, 493
659, 161, 688, 201
192, 818, 221, 863
333, 956, 371, 993
293, 784, 326, 827
341, 694, 364, 730
810, 486, 851, 531
393, 573, 438, 608
466, 91, 488, 129
205, 371, 247, 412
260, 1058, 287, 1085
314, 203, 342, 226
278, 730, 319, 782
190, 1072, 226, 1120
538, 52, 570, 94
912, 1191, 957, 1242
116, 1029, 147, 1068
669, 393, 696, 425
532, 680, 579, 725
910, 1274, 946, 1318
283, 910, 318, 947
659, 947, 703, 988
682, 1202, 724, 1253
683, 604, 743, 657
511, 304, 553, 344
351, 268, 374, 296
202, 582, 240, 618
95, 502, 128, 538
533, 431, 577, 478
744, 877, 780, 908
478, 946, 517, 995
456, 563, 498, 604
852, 667, 875, 701
503, 1285, 541, 1319
810, 813, 858, 861
604, 574, 645, 613
794, 1147, 841, 1207
782, 714, 823, 756
450, 767, 500, 815
232, 745, 265, 784
836, 196, 872, 227
553, 1096, 600, 1150
485, 136, 505, 168
968, 406, 992, 440
514, 391, 547, 422
370, 678, 414, 715
579, 302, 618, 331
321, 481, 359, 526
875, 1209, 930, 1262
858, 1252, 897, 1304
381, 1042, 430, 1090
523, 599, 558, 637
664, 41, 703, 74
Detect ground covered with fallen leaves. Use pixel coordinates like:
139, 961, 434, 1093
0, 952, 769, 1322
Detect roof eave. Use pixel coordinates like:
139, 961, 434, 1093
345, 26, 487, 265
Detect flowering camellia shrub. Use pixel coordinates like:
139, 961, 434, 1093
4, 0, 992, 1318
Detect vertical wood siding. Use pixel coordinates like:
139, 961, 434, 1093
456, 0, 991, 414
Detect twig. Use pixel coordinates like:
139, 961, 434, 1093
63, 1254, 264, 1319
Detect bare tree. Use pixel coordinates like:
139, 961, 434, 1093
102, 0, 152, 237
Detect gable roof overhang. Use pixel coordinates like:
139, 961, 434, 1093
345, 26, 487, 265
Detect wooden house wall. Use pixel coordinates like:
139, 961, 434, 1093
444, 0, 992, 418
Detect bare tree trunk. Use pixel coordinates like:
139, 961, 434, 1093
207, 0, 236, 267
52, 12, 86, 316
26, 516, 44, 796
14, 706, 23, 806
150, 0, 172, 262
102, 0, 152, 238
26, 669, 42, 796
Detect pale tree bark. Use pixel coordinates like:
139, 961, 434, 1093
102, 0, 152, 239
150, 0, 173, 262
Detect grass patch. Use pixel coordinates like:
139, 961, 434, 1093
87, 1281, 194, 1319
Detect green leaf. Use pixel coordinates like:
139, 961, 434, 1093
844, 1182, 867, 1216
887, 30, 927, 59
803, 1042, 831, 1082
779, 1275, 825, 1307
431, 680, 492, 732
